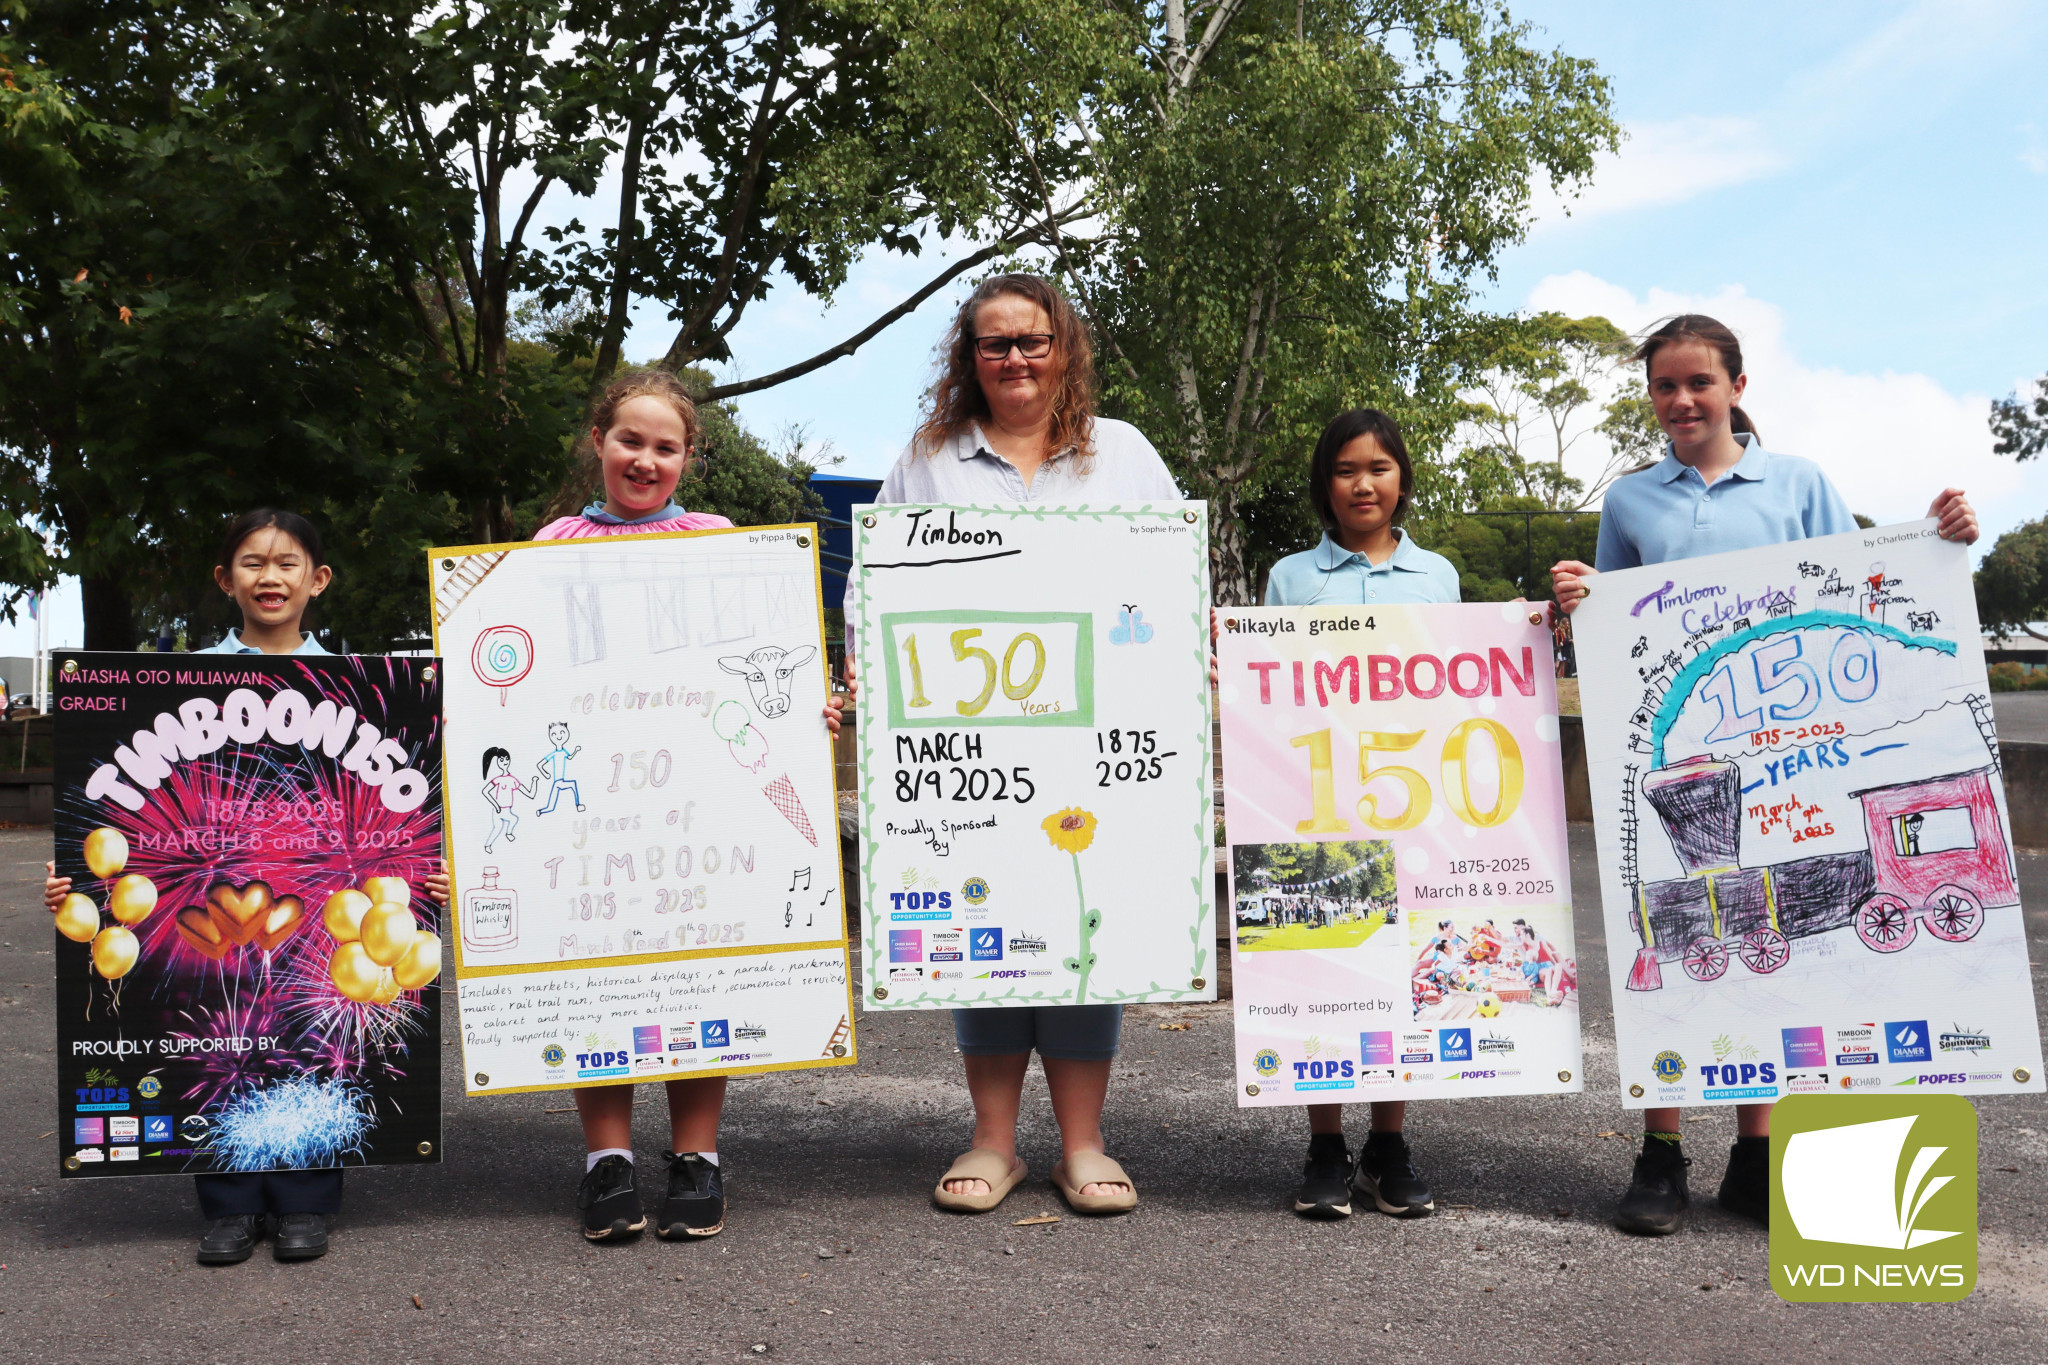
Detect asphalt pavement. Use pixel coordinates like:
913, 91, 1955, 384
3, 826, 2046, 1365
1995, 692, 2048, 744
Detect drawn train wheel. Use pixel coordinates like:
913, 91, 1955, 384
1855, 894, 1917, 953
1681, 936, 1728, 982
1923, 885, 1984, 943
1738, 927, 1790, 974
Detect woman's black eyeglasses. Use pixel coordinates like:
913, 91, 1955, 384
972, 333, 1054, 360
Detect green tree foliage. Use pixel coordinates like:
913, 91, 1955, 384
1234, 839, 1395, 902
1992, 373, 2048, 463
1975, 516, 2048, 644
1445, 313, 1661, 512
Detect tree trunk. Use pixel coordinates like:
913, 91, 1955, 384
1209, 480, 1254, 606
80, 573, 137, 652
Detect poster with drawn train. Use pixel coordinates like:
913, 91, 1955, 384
852, 504, 1215, 1009
1217, 604, 1582, 1107
1578, 520, 2045, 1108
430, 525, 855, 1094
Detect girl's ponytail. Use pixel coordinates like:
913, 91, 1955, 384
1729, 404, 1758, 441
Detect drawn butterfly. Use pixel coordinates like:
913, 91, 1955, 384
1108, 604, 1154, 646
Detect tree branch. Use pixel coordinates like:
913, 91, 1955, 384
698, 239, 1023, 401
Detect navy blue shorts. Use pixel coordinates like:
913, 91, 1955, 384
952, 1004, 1123, 1061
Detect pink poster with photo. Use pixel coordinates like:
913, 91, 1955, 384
1218, 603, 1583, 1107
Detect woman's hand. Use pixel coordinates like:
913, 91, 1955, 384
824, 655, 858, 736
1551, 560, 1595, 615
1929, 489, 1979, 544
44, 862, 69, 914
424, 859, 450, 906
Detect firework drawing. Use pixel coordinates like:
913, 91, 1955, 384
51, 653, 444, 1179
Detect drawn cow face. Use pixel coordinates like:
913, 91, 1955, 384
718, 644, 818, 719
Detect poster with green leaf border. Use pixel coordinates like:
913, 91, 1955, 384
852, 504, 1215, 1009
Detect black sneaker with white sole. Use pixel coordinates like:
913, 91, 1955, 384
1292, 1134, 1353, 1220
657, 1151, 725, 1239
578, 1154, 646, 1242
1352, 1131, 1434, 1217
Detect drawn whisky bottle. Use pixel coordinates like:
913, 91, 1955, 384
463, 867, 518, 951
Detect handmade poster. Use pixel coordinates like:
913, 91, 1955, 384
1577, 520, 2045, 1108
852, 504, 1215, 1009
1217, 604, 1582, 1106
431, 525, 854, 1094
51, 653, 443, 1178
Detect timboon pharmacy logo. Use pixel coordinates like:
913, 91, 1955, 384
1770, 1094, 1976, 1303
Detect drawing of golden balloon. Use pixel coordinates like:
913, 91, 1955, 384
360, 902, 419, 967
55, 893, 100, 943
83, 826, 128, 879
321, 888, 371, 942
107, 874, 158, 926
361, 876, 410, 908
329, 941, 382, 1002
91, 925, 139, 979
392, 932, 442, 990
370, 968, 402, 1006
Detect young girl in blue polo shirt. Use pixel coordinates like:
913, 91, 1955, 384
1264, 408, 1460, 1220
1552, 314, 1978, 1237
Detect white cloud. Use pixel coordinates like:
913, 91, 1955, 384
1525, 271, 2043, 554
1531, 117, 1788, 227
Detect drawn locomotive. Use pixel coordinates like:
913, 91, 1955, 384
1625, 754, 2017, 990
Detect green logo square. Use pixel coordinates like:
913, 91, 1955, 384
1771, 1094, 1977, 1302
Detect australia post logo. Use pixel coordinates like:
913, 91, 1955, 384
1771, 1095, 1976, 1303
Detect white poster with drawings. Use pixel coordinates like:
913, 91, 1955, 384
429, 524, 855, 1094
1577, 520, 2044, 1108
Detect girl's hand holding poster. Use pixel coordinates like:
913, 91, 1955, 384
1218, 604, 1583, 1105
1575, 521, 2045, 1106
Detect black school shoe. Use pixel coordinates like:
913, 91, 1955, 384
273, 1212, 329, 1261
657, 1151, 725, 1239
1614, 1136, 1692, 1236
197, 1214, 263, 1265
1352, 1131, 1434, 1217
578, 1154, 647, 1242
1292, 1134, 1353, 1220
1717, 1136, 1770, 1226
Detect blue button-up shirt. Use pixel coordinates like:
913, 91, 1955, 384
1262, 529, 1462, 606
202, 629, 331, 655
1594, 435, 1856, 572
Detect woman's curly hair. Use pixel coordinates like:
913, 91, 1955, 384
913, 274, 1096, 468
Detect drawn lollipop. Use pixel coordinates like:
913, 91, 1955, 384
471, 624, 534, 706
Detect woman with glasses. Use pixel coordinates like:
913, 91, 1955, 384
856, 273, 1179, 1215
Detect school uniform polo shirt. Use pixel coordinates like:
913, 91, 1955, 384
1593, 435, 1856, 572
203, 630, 331, 655
1262, 530, 1462, 607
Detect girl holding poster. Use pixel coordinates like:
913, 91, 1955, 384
1262, 409, 1461, 1221
44, 509, 451, 1266
857, 273, 1180, 1217
527, 367, 850, 1244
1552, 314, 1978, 1237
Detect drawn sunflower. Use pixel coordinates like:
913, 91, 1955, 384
1040, 807, 1098, 855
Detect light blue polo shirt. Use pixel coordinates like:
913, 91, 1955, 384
203, 630, 331, 655
1594, 435, 1856, 572
1263, 529, 1462, 606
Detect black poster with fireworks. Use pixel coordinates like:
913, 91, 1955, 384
52, 652, 443, 1178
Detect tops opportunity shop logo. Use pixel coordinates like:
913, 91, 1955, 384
80, 684, 430, 813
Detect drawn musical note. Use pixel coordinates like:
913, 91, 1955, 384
787, 867, 811, 892
784, 901, 793, 929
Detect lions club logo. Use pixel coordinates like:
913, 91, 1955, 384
961, 876, 991, 906
1653, 1050, 1686, 1083
542, 1044, 567, 1068
1253, 1049, 1281, 1078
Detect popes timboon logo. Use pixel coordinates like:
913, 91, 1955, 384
1771, 1094, 1976, 1302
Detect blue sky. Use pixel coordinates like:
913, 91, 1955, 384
9, 0, 2045, 654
